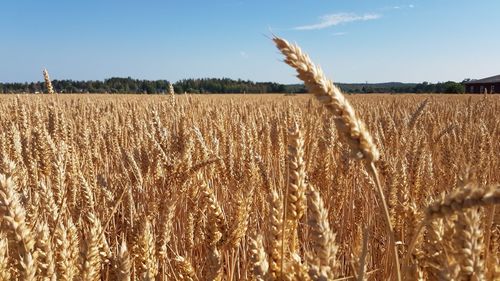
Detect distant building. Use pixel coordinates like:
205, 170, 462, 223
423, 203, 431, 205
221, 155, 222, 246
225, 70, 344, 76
464, 75, 500, 94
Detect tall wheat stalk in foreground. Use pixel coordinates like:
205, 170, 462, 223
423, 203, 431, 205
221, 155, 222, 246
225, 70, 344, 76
42, 68, 55, 94
273, 36, 401, 281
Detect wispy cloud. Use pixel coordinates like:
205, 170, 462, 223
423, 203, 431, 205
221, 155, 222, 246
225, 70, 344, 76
294, 13, 381, 31
332, 32, 347, 36
381, 4, 414, 10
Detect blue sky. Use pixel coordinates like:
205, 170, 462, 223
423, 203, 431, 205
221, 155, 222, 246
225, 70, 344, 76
1, 0, 499, 83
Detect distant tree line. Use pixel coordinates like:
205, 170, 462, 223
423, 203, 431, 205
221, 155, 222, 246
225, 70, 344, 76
0, 77, 466, 94
337, 81, 466, 94
174, 78, 286, 94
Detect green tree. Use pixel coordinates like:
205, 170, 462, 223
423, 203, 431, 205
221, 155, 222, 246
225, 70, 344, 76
443, 81, 465, 94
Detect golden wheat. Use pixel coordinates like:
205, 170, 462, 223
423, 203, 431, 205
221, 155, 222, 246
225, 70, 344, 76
0, 40, 499, 280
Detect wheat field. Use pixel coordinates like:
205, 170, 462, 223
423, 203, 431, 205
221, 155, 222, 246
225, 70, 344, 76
0, 92, 498, 281
0, 37, 499, 280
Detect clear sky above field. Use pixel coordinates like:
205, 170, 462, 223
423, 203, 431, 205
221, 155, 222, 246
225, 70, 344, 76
1, 0, 499, 84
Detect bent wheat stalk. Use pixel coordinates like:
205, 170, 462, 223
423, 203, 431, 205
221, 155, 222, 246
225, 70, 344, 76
406, 183, 500, 262
273, 36, 401, 281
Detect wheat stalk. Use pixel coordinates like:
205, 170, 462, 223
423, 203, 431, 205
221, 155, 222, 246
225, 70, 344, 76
273, 36, 400, 281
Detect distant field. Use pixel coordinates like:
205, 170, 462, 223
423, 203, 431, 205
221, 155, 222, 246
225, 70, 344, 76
0, 93, 498, 280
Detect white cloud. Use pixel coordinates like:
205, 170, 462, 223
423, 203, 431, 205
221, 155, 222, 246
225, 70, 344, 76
294, 13, 381, 31
381, 5, 414, 11
332, 32, 347, 36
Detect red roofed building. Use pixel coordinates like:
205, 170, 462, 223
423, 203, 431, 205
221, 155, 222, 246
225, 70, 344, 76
464, 75, 500, 94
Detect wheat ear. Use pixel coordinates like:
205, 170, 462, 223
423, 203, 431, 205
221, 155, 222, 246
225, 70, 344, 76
225, 193, 251, 250
115, 238, 131, 281
273, 37, 379, 162
137, 219, 158, 280
173, 255, 198, 281
80, 213, 102, 281
35, 221, 56, 280
42, 69, 55, 94
426, 183, 500, 218
306, 185, 337, 280
54, 221, 75, 281
0, 173, 37, 280
201, 181, 224, 281
202, 180, 227, 247
249, 235, 269, 280
454, 209, 485, 280
268, 189, 284, 279
285, 123, 307, 254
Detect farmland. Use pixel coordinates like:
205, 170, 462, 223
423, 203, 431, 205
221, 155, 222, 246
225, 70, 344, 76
0, 92, 498, 280
2, 0, 500, 277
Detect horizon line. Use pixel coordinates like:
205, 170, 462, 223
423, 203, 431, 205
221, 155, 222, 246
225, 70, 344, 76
0, 76, 470, 85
